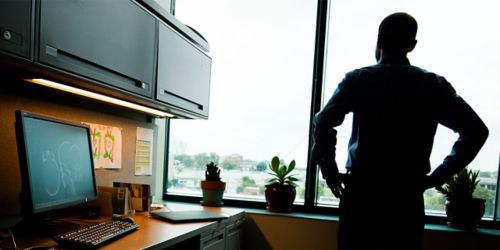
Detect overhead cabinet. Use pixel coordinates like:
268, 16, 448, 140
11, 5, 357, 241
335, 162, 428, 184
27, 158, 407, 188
156, 22, 211, 118
38, 0, 156, 98
0, 0, 212, 119
0, 0, 32, 60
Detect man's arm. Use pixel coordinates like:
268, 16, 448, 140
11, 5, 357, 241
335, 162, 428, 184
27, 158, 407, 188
426, 88, 489, 188
312, 75, 357, 197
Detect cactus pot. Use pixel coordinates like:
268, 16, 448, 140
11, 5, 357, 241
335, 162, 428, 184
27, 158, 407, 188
265, 183, 296, 212
445, 197, 485, 229
200, 180, 226, 207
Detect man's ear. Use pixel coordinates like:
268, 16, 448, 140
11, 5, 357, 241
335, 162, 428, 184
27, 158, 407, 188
408, 39, 417, 52
376, 35, 383, 50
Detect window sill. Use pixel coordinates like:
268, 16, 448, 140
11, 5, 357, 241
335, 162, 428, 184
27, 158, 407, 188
161, 199, 500, 236
244, 207, 339, 222
424, 223, 500, 236
244, 207, 500, 236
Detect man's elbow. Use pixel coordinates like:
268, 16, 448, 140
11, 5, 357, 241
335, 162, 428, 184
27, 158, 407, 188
472, 120, 489, 146
478, 123, 489, 144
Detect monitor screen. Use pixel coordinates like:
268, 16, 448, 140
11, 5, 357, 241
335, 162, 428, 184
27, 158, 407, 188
15, 111, 97, 215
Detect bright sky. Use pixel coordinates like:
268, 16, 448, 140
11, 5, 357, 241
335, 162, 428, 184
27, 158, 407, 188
168, 0, 317, 167
165, 0, 500, 172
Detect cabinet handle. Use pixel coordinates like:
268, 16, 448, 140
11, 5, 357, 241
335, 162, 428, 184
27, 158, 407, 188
201, 232, 224, 248
161, 89, 204, 110
45, 45, 58, 57
43, 45, 149, 91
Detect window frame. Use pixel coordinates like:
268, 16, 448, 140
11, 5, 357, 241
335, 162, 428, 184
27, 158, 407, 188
162, 0, 329, 214
162, 0, 500, 227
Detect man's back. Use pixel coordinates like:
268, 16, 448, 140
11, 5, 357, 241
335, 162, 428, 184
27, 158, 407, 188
339, 57, 451, 175
315, 55, 487, 182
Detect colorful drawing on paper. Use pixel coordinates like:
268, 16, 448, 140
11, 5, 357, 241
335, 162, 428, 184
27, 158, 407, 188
103, 129, 115, 163
85, 123, 122, 169
134, 127, 153, 175
90, 127, 102, 159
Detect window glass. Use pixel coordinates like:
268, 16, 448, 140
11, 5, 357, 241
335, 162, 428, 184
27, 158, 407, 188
321, 0, 500, 217
167, 0, 318, 203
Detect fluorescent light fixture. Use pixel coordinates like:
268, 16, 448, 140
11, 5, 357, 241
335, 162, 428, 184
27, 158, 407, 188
25, 78, 174, 118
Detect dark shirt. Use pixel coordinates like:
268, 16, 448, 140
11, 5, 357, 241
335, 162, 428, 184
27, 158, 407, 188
313, 55, 488, 187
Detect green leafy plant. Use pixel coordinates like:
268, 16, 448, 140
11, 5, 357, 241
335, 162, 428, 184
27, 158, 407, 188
267, 156, 298, 187
205, 162, 221, 181
437, 168, 480, 200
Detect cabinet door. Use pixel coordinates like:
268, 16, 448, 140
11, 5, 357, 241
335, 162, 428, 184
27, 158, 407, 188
225, 221, 243, 250
38, 0, 156, 98
156, 22, 211, 119
0, 0, 31, 59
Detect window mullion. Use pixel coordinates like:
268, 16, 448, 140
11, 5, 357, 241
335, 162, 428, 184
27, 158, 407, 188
305, 0, 331, 208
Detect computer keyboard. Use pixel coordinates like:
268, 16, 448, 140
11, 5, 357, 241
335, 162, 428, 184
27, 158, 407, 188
53, 220, 139, 248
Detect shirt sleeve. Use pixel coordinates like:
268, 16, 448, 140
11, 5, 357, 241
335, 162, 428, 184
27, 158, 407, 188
312, 73, 358, 179
429, 77, 489, 186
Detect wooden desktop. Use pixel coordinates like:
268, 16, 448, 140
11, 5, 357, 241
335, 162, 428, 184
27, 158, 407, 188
3, 205, 245, 250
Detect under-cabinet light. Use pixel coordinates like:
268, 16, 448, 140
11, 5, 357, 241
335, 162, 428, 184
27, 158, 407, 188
25, 78, 175, 118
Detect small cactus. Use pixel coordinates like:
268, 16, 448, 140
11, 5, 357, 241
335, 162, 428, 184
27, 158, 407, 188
437, 168, 480, 200
205, 162, 221, 181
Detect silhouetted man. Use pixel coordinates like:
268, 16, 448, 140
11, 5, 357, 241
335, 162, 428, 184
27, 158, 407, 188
312, 12, 488, 250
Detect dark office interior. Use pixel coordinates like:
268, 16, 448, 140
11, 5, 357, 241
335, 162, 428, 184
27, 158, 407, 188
1, 0, 500, 249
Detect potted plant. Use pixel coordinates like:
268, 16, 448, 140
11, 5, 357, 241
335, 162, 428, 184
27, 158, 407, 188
200, 162, 226, 206
436, 168, 486, 229
265, 156, 298, 212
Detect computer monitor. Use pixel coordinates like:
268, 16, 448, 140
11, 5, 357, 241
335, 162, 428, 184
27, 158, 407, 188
15, 111, 98, 216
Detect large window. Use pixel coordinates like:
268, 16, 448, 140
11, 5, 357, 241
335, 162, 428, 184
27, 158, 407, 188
165, 0, 500, 221
166, 0, 318, 203
320, 0, 500, 217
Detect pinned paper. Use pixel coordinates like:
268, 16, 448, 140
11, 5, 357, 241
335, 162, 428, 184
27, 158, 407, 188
135, 127, 154, 175
86, 123, 122, 169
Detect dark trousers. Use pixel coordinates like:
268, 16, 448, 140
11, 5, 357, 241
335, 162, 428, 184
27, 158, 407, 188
337, 173, 425, 250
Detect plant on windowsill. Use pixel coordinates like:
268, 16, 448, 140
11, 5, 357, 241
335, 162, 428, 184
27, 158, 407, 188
265, 156, 298, 213
436, 167, 485, 229
200, 162, 226, 207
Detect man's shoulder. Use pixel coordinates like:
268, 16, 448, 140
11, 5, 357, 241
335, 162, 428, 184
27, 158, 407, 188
344, 65, 377, 78
349, 64, 378, 74
346, 64, 444, 79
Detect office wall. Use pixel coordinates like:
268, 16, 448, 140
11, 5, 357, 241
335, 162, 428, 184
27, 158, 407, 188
0, 77, 160, 215
243, 214, 337, 250
244, 214, 500, 250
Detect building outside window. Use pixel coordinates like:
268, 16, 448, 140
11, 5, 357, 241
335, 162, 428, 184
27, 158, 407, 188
166, 0, 500, 220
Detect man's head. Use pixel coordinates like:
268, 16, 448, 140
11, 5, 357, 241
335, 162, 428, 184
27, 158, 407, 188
376, 12, 418, 59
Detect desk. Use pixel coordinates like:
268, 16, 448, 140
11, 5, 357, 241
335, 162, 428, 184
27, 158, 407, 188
3, 205, 245, 250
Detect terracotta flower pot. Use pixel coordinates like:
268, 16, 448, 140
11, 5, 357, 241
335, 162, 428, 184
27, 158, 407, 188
265, 184, 296, 213
445, 197, 485, 229
201, 180, 226, 207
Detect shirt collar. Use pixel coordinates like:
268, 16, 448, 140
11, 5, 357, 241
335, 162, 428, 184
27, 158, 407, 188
378, 55, 411, 65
